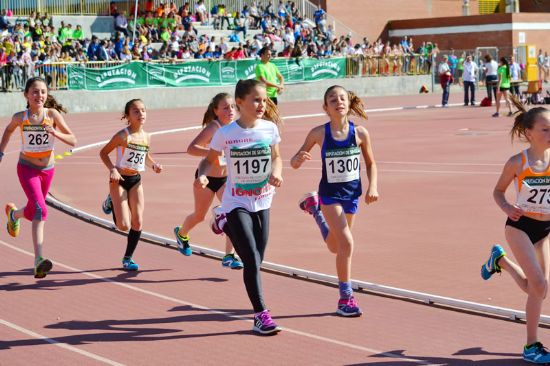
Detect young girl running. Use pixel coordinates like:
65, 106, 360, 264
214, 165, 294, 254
197, 79, 283, 335
290, 85, 378, 317
493, 56, 513, 118
99, 99, 162, 271
173, 93, 243, 269
0, 76, 77, 278
481, 98, 550, 364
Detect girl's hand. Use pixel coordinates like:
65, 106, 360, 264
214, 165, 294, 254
194, 175, 209, 189
44, 124, 56, 137
290, 151, 311, 168
504, 203, 523, 221
269, 173, 283, 187
365, 189, 379, 205
152, 163, 162, 173
109, 168, 124, 183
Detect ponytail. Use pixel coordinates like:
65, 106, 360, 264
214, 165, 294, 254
202, 92, 231, 127
509, 94, 548, 142
348, 91, 368, 120
263, 97, 283, 128
24, 76, 67, 113
44, 94, 67, 114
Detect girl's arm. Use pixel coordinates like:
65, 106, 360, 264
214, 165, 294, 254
186, 122, 218, 157
49, 109, 77, 147
494, 156, 523, 221
196, 148, 221, 188
269, 143, 283, 187
358, 126, 378, 204
290, 126, 321, 169
145, 134, 162, 173
99, 131, 125, 182
0, 113, 21, 163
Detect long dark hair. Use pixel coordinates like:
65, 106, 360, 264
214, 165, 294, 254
25, 77, 67, 113
499, 57, 510, 79
509, 95, 549, 142
121, 98, 143, 122
323, 85, 368, 120
235, 79, 282, 126
202, 93, 231, 127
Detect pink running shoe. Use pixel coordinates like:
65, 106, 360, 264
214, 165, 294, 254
210, 205, 227, 235
336, 296, 363, 317
253, 310, 281, 335
298, 191, 320, 214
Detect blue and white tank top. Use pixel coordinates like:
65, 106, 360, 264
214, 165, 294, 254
319, 122, 362, 200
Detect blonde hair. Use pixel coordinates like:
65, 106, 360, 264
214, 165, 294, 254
202, 92, 231, 127
235, 79, 283, 128
323, 85, 368, 120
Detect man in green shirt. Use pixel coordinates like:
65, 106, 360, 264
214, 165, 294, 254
255, 46, 284, 105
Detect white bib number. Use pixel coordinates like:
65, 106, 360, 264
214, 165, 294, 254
22, 125, 54, 153
516, 177, 550, 214
230, 146, 271, 185
325, 147, 360, 183
121, 143, 148, 172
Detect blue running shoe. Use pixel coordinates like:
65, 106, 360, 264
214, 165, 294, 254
336, 296, 363, 317
221, 254, 243, 270
102, 194, 112, 215
174, 226, 192, 256
481, 244, 506, 280
523, 342, 550, 364
122, 257, 139, 271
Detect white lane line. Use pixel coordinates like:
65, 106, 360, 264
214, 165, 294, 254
0, 318, 125, 366
0, 239, 431, 365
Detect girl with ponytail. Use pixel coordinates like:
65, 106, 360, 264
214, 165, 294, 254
290, 85, 378, 317
481, 96, 550, 363
173, 92, 244, 269
493, 56, 513, 117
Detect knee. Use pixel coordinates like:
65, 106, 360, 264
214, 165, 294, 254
116, 222, 130, 231
30, 201, 47, 221
530, 277, 548, 299
337, 238, 354, 257
131, 218, 142, 231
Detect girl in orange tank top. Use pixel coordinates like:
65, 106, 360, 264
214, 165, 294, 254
481, 97, 550, 363
0, 76, 76, 279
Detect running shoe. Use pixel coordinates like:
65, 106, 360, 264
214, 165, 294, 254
122, 257, 139, 271
34, 257, 53, 279
174, 226, 192, 256
336, 296, 363, 317
253, 310, 281, 335
523, 342, 550, 364
298, 191, 320, 214
102, 194, 112, 214
221, 254, 243, 270
210, 205, 227, 235
5, 203, 20, 237
492, 112, 499, 117
481, 244, 506, 280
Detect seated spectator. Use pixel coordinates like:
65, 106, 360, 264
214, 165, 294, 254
115, 11, 129, 37
73, 24, 84, 42
233, 12, 246, 39
249, 2, 261, 29
120, 45, 132, 61
195, 0, 208, 25
110, 1, 119, 17
218, 4, 230, 30
0, 10, 11, 31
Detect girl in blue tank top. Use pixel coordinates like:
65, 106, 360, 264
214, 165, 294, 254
290, 85, 379, 317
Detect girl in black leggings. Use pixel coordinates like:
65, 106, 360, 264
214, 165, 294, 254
197, 79, 283, 335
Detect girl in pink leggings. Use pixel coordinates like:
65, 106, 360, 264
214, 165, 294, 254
0, 77, 77, 278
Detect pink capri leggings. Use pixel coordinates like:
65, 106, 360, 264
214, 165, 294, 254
17, 163, 55, 221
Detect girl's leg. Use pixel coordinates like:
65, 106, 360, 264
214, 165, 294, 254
215, 185, 237, 257
495, 91, 502, 115
178, 184, 216, 236
124, 182, 144, 260
225, 208, 266, 312
503, 90, 512, 113
499, 255, 528, 293
321, 203, 355, 283
110, 182, 130, 231
505, 227, 548, 345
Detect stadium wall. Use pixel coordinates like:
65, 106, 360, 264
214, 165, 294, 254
0, 75, 431, 117
310, 0, 480, 41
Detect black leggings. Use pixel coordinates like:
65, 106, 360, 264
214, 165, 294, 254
224, 207, 270, 312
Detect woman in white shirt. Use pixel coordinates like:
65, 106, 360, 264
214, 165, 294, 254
483, 54, 498, 105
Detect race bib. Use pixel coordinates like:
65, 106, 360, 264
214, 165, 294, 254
516, 176, 550, 214
325, 146, 361, 183
230, 145, 271, 186
120, 143, 149, 172
22, 125, 54, 153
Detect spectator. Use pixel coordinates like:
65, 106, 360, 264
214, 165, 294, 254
509, 55, 521, 96
0, 10, 11, 31
438, 54, 452, 107
195, 0, 208, 25
87, 35, 99, 60
97, 40, 109, 61
483, 54, 498, 105
110, 1, 119, 17
462, 54, 478, 106
249, 2, 262, 29
255, 46, 284, 105
115, 11, 129, 37
233, 12, 247, 39
73, 24, 84, 42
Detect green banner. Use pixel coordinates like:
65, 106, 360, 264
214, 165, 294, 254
67, 58, 347, 91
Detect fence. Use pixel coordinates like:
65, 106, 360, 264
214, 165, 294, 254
0, 55, 432, 92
